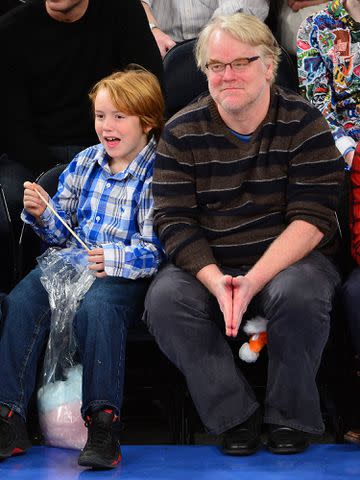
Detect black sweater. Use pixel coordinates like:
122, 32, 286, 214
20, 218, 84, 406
0, 0, 163, 174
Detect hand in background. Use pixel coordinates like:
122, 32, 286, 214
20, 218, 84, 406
152, 28, 176, 58
288, 0, 326, 12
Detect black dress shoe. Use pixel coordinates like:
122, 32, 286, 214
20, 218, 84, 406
222, 409, 262, 456
267, 425, 309, 454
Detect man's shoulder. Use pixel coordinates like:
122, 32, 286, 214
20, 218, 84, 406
165, 94, 212, 132
273, 85, 324, 123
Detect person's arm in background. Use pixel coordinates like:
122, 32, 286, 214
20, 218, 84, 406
140, 0, 176, 58
297, 15, 356, 165
0, 21, 55, 175
118, 0, 164, 89
289, 0, 328, 12
214, 0, 269, 21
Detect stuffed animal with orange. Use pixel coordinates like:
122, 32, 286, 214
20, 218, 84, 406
239, 316, 268, 363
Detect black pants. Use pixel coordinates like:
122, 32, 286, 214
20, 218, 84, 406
144, 251, 340, 435
342, 266, 360, 355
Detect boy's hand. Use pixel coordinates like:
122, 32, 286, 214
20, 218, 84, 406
23, 181, 49, 219
88, 248, 107, 278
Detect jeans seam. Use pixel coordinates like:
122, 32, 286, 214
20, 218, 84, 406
17, 306, 50, 408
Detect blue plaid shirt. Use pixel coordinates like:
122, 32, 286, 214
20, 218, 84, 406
22, 137, 164, 279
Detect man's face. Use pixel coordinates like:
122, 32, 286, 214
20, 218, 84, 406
45, 0, 88, 19
205, 30, 273, 121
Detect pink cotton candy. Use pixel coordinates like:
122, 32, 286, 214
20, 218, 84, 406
39, 400, 87, 450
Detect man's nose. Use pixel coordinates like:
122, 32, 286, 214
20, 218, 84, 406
222, 64, 237, 81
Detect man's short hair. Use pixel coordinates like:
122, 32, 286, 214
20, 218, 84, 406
195, 13, 281, 84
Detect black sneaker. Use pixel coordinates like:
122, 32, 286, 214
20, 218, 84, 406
0, 405, 31, 460
78, 409, 122, 469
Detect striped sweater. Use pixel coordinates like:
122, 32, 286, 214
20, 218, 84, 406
153, 86, 344, 275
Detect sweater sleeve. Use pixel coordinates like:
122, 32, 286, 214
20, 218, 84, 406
285, 106, 344, 246
153, 127, 217, 275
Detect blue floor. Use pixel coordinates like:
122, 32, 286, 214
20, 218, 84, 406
0, 444, 360, 480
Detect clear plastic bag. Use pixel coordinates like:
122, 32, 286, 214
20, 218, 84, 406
37, 247, 95, 449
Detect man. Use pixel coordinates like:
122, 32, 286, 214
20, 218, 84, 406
145, 13, 343, 455
141, 0, 269, 57
0, 0, 163, 235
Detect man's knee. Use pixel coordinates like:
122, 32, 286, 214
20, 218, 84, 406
144, 264, 210, 333
266, 253, 339, 316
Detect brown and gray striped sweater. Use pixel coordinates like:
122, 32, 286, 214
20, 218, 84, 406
153, 86, 344, 275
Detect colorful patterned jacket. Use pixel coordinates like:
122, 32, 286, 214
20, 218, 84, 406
297, 0, 360, 157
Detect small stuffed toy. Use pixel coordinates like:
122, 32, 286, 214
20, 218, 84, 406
239, 316, 268, 363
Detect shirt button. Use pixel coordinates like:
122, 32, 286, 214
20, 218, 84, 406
106, 182, 111, 188
96, 216, 101, 222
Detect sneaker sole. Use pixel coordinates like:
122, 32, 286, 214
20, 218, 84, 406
222, 443, 261, 456
267, 444, 309, 455
0, 446, 30, 460
78, 452, 122, 469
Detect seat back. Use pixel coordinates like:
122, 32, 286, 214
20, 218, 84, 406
163, 39, 208, 119
276, 45, 299, 92
0, 184, 16, 294
18, 164, 67, 279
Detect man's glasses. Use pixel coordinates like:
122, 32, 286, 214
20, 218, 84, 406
205, 56, 260, 74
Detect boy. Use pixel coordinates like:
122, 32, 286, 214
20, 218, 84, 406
0, 67, 164, 469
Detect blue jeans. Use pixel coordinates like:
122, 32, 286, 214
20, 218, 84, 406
0, 267, 149, 419
144, 251, 340, 435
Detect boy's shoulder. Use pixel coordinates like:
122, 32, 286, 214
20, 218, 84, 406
71, 144, 105, 166
64, 144, 105, 177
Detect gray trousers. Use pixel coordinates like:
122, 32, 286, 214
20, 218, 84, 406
144, 251, 340, 435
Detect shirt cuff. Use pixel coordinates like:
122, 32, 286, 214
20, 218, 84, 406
335, 136, 356, 156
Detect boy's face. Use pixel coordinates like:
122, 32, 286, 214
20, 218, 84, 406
94, 88, 150, 168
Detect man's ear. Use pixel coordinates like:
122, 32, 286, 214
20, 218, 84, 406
264, 57, 274, 83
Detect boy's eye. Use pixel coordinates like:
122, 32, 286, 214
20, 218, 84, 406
115, 114, 124, 119
95, 113, 104, 119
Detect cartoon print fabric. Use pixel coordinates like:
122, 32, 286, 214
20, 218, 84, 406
297, 0, 360, 154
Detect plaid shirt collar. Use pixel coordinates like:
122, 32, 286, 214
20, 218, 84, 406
93, 136, 157, 181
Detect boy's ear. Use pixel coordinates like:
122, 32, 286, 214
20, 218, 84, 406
143, 124, 153, 135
